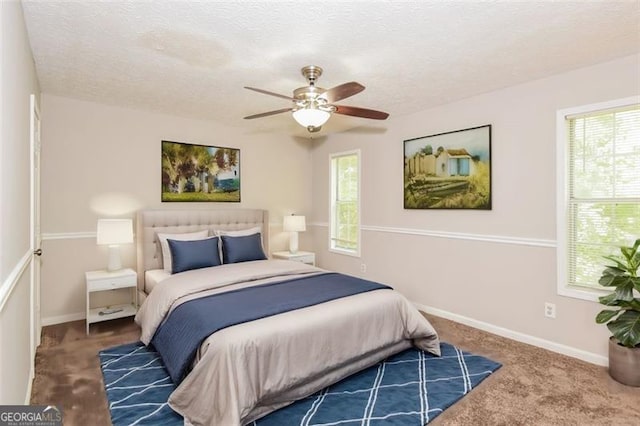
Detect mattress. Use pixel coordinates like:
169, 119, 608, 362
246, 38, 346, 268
144, 269, 171, 293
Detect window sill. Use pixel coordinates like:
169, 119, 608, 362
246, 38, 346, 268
329, 247, 361, 258
557, 285, 608, 302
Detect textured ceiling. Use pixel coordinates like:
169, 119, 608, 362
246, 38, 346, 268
21, 1, 640, 137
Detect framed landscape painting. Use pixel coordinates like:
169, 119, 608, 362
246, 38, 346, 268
404, 125, 492, 210
161, 140, 240, 202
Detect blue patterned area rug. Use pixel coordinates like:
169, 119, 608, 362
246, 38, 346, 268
99, 341, 501, 426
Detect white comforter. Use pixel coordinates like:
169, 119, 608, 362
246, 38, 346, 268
135, 260, 440, 426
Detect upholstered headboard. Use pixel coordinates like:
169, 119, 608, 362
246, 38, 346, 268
136, 209, 269, 299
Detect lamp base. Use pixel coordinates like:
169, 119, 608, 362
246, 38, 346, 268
107, 245, 122, 272
288, 232, 299, 254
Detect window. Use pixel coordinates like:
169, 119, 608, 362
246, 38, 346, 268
557, 97, 640, 300
330, 150, 360, 256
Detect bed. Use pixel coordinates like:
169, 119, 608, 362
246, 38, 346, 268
134, 208, 440, 426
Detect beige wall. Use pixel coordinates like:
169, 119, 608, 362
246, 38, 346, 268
33, 48, 638, 364
309, 54, 640, 361
39, 95, 313, 320
0, 0, 41, 403
1, 0, 39, 278
0, 273, 32, 403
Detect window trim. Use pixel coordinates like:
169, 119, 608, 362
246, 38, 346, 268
556, 96, 639, 302
329, 149, 361, 257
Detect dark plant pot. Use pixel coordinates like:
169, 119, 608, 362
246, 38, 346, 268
608, 337, 640, 387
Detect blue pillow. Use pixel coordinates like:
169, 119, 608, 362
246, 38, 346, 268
168, 237, 221, 274
221, 233, 267, 264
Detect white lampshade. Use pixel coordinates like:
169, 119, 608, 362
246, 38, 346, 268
283, 215, 306, 254
97, 219, 133, 272
292, 108, 330, 128
283, 215, 306, 232
96, 219, 133, 245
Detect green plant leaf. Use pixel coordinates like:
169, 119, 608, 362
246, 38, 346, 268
631, 253, 640, 276
628, 299, 640, 311
614, 277, 636, 301
602, 266, 626, 276
621, 246, 635, 263
598, 292, 621, 306
599, 274, 632, 289
597, 294, 640, 309
595, 309, 620, 324
598, 267, 626, 287
629, 240, 640, 274
607, 310, 640, 348
597, 240, 640, 342
613, 298, 640, 310
602, 257, 630, 273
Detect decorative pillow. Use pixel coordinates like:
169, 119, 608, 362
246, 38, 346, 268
221, 233, 267, 264
157, 230, 209, 272
215, 226, 262, 237
168, 237, 221, 274
215, 226, 263, 260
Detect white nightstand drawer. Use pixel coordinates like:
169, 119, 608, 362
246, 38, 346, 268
87, 274, 136, 292
291, 254, 315, 264
271, 251, 316, 266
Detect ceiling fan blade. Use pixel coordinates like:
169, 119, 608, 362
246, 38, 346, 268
244, 108, 293, 120
333, 105, 389, 120
320, 82, 365, 103
244, 86, 295, 101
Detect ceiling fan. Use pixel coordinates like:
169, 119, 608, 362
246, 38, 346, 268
244, 65, 389, 133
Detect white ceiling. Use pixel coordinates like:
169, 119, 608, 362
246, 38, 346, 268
21, 1, 640, 137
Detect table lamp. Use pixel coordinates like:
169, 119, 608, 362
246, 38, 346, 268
283, 214, 306, 254
96, 218, 133, 271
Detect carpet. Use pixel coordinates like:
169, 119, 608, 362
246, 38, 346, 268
99, 341, 501, 426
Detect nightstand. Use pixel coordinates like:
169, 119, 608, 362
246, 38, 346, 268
86, 268, 137, 334
272, 251, 316, 266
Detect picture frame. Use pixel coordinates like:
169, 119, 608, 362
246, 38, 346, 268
404, 125, 492, 210
161, 140, 240, 202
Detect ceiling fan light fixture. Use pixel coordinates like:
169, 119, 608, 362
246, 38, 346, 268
292, 107, 331, 129
244, 65, 389, 131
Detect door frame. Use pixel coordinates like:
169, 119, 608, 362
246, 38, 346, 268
29, 94, 41, 368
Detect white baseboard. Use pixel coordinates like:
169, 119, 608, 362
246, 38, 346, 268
41, 312, 85, 326
41, 304, 608, 366
414, 302, 608, 367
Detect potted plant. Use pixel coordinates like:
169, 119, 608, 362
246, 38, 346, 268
595, 238, 640, 387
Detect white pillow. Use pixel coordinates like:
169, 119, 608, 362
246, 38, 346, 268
215, 226, 262, 237
157, 230, 209, 273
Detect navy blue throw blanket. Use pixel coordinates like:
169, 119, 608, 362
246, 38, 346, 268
151, 272, 391, 384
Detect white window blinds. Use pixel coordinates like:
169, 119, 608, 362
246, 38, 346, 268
566, 104, 640, 291
330, 151, 360, 255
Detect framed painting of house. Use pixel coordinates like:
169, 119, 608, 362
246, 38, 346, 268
161, 140, 240, 202
404, 125, 491, 210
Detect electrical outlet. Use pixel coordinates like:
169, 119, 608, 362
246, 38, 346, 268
360, 263, 367, 273
544, 302, 556, 319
